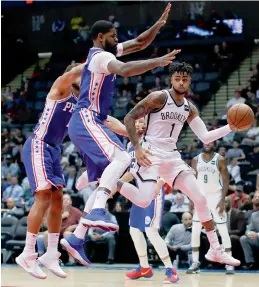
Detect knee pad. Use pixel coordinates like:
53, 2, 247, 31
216, 223, 231, 249
191, 221, 203, 248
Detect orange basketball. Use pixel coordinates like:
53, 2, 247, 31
227, 103, 254, 131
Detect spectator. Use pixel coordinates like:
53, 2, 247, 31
1, 127, 10, 147
161, 200, 180, 234
165, 212, 192, 267
113, 201, 127, 213
2, 176, 24, 203
248, 144, 259, 169
1, 154, 20, 178
226, 141, 246, 161
227, 158, 242, 183
240, 210, 259, 270
218, 146, 227, 158
87, 203, 117, 264
165, 189, 189, 209
170, 193, 189, 213
3, 85, 12, 100
1, 172, 13, 191
228, 185, 250, 209
226, 89, 245, 109
187, 139, 200, 157
119, 77, 134, 94
64, 166, 78, 194
241, 120, 259, 146
1, 197, 24, 219
149, 76, 162, 92
224, 197, 246, 262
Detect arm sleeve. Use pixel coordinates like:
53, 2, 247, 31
88, 52, 116, 74
116, 43, 123, 57
189, 116, 232, 144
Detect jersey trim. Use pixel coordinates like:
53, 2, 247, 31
168, 90, 185, 107
201, 152, 216, 163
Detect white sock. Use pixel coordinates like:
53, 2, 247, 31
24, 232, 38, 255
76, 171, 89, 191
84, 188, 98, 213
46, 233, 59, 254
92, 189, 110, 209
130, 227, 149, 268
146, 227, 172, 268
206, 229, 221, 250
192, 250, 199, 263
74, 221, 88, 239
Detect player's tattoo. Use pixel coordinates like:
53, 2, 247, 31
124, 91, 166, 148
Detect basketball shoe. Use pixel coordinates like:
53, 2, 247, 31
125, 266, 153, 280
164, 267, 180, 284
38, 252, 66, 278
205, 247, 240, 266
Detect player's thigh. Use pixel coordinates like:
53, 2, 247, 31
51, 146, 66, 190
208, 193, 227, 224
69, 109, 125, 164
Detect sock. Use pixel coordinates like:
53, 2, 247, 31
84, 188, 98, 213
130, 227, 149, 268
206, 229, 221, 250
192, 251, 199, 263
92, 189, 110, 209
74, 221, 88, 239
145, 227, 172, 268
46, 233, 59, 254
24, 232, 38, 255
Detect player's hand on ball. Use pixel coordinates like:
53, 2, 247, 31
135, 146, 152, 167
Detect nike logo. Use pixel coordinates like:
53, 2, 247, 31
141, 270, 150, 275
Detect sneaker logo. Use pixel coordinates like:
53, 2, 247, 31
141, 270, 150, 276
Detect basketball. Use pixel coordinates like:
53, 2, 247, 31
227, 103, 254, 131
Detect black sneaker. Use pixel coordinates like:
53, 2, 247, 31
186, 262, 201, 274
106, 259, 114, 264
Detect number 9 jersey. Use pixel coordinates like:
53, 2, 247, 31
144, 90, 191, 152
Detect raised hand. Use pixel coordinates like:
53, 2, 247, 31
156, 3, 172, 27
157, 49, 181, 67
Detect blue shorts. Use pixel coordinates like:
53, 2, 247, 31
22, 137, 65, 193
129, 190, 165, 232
69, 109, 124, 182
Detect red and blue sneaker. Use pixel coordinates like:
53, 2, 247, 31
125, 266, 153, 280
81, 208, 119, 232
60, 234, 91, 266
164, 267, 180, 284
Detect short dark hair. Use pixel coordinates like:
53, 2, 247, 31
90, 20, 114, 40
64, 63, 81, 73
169, 62, 193, 77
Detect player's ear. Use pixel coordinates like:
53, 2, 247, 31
98, 33, 104, 42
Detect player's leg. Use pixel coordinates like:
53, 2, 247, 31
186, 210, 202, 274
144, 192, 179, 284
172, 170, 240, 267
68, 110, 131, 230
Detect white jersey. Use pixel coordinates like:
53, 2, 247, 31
144, 90, 191, 151
196, 152, 222, 194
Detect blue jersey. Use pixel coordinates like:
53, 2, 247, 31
76, 48, 116, 119
34, 92, 77, 146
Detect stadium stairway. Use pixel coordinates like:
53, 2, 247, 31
2, 57, 50, 92
179, 46, 259, 147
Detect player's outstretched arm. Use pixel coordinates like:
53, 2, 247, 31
187, 102, 232, 144
108, 49, 180, 77
104, 115, 128, 137
120, 3, 171, 56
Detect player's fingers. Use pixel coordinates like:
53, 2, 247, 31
144, 148, 153, 156
143, 155, 152, 166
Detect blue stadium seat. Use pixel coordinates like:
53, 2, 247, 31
35, 101, 45, 111
195, 82, 210, 93
192, 73, 203, 82
204, 72, 219, 81
36, 91, 47, 100
144, 75, 155, 84
47, 81, 54, 89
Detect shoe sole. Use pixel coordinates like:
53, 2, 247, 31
186, 270, 200, 274
15, 257, 47, 280
205, 255, 240, 267
81, 218, 118, 232
125, 274, 154, 280
60, 239, 91, 267
163, 276, 180, 284
37, 257, 67, 279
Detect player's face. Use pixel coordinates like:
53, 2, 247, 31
103, 28, 118, 56
135, 118, 147, 135
171, 72, 191, 95
203, 143, 214, 153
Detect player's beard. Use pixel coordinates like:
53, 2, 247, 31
104, 40, 117, 56
172, 86, 187, 95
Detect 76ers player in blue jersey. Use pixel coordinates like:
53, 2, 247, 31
16, 63, 85, 279
61, 3, 181, 265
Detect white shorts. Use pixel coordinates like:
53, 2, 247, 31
193, 192, 227, 224
130, 141, 193, 186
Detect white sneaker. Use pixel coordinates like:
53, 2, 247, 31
38, 252, 67, 278
226, 265, 235, 275
205, 248, 240, 267
15, 253, 47, 279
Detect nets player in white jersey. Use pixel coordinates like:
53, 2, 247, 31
187, 142, 234, 274
120, 118, 179, 283
118, 62, 241, 267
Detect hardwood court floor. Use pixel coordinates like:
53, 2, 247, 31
1, 265, 259, 287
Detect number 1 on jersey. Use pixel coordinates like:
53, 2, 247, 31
169, 123, 175, 137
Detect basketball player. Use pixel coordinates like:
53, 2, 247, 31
15, 63, 84, 279
122, 118, 179, 284
62, 3, 181, 255
117, 62, 242, 267
187, 142, 234, 274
